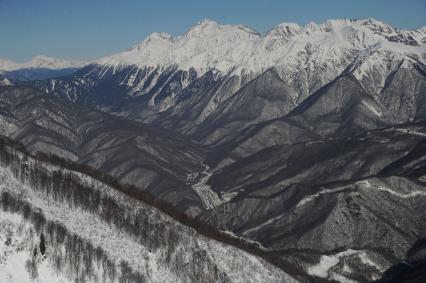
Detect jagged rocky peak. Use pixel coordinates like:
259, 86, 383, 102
304, 21, 320, 33
186, 18, 221, 36
266, 22, 303, 38
356, 18, 424, 46
147, 32, 174, 41
185, 18, 260, 38
321, 18, 354, 31
130, 32, 174, 53
315, 18, 394, 35
358, 17, 395, 33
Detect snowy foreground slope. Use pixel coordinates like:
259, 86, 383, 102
0, 139, 302, 283
0, 212, 73, 283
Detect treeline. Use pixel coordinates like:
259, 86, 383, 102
0, 135, 334, 283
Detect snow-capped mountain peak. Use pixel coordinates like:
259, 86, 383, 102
95, 18, 425, 80
266, 22, 303, 38
23, 55, 86, 69
149, 32, 173, 41
187, 18, 221, 34
304, 21, 320, 33
183, 18, 259, 38
0, 58, 19, 71
22, 55, 85, 69
130, 32, 174, 52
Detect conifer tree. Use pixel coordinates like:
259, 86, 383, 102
40, 233, 46, 256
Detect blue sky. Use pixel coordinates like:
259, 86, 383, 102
1, 0, 425, 62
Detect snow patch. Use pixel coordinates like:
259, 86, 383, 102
357, 180, 426, 198
307, 249, 382, 280
296, 186, 351, 208
362, 100, 383, 117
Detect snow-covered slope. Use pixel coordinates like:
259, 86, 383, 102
0, 55, 87, 71
0, 77, 13, 86
0, 212, 73, 283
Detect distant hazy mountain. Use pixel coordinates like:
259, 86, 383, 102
0, 55, 86, 71
0, 55, 87, 82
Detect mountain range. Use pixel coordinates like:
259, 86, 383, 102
1, 18, 426, 282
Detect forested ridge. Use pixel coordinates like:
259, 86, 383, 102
0, 134, 330, 282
